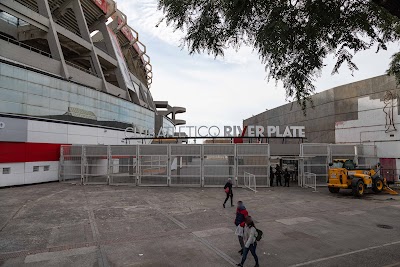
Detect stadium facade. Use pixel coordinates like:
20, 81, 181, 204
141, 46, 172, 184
244, 75, 400, 182
0, 0, 185, 187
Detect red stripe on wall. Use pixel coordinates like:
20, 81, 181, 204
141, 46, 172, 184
0, 142, 66, 163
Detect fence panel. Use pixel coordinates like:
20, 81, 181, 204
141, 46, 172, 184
83, 145, 109, 184
356, 144, 378, 169
138, 144, 169, 186
300, 144, 378, 187
109, 145, 138, 185
203, 144, 235, 186
303, 172, 317, 191
237, 144, 270, 187
301, 144, 329, 186
170, 144, 202, 186
59, 145, 83, 183
331, 144, 356, 160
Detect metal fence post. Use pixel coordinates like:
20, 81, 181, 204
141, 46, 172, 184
354, 145, 359, 166
201, 144, 205, 187
327, 144, 332, 184
81, 145, 85, 185
58, 146, 64, 182
267, 144, 271, 188
167, 144, 171, 186
136, 145, 140, 186
298, 144, 303, 187
234, 144, 238, 188
107, 145, 111, 185
314, 173, 317, 192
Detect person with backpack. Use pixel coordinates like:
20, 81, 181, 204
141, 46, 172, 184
237, 216, 260, 267
223, 178, 233, 208
235, 201, 249, 255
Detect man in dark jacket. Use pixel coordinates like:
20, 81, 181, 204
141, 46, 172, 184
269, 166, 274, 187
223, 178, 233, 208
284, 168, 290, 187
276, 165, 283, 186
235, 201, 249, 255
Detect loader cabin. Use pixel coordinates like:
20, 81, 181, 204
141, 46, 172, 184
329, 159, 357, 170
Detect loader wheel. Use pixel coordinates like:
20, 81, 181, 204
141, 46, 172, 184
352, 180, 365, 197
372, 178, 384, 193
328, 187, 340, 193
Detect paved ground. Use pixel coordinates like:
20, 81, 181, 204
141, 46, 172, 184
0, 182, 400, 267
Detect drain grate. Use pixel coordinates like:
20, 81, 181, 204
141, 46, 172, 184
377, 224, 393, 229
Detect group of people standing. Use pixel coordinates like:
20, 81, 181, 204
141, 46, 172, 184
269, 165, 291, 187
223, 179, 260, 267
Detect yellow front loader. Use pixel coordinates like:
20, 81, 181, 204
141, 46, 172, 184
327, 159, 398, 197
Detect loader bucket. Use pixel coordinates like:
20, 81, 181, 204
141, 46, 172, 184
383, 186, 399, 195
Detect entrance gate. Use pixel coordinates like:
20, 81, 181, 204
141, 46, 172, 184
60, 144, 270, 187
170, 144, 202, 186
60, 143, 377, 188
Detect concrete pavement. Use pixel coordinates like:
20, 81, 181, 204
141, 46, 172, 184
0, 182, 400, 267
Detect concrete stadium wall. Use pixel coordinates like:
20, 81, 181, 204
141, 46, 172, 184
244, 75, 399, 144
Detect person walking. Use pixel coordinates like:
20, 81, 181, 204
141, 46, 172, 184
284, 168, 290, 187
269, 166, 274, 187
223, 178, 233, 208
276, 165, 283, 186
237, 216, 259, 267
235, 201, 249, 255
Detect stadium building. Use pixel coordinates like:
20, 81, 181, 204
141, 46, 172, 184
244, 75, 400, 183
0, 0, 185, 187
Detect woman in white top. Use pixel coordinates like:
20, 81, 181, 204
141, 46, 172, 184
237, 216, 259, 267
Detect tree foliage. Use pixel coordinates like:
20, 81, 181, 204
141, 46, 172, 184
157, 0, 400, 109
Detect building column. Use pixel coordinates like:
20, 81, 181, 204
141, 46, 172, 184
36, 0, 69, 78
96, 20, 129, 93
71, 0, 108, 92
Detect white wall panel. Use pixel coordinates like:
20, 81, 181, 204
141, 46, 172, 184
68, 124, 99, 136
28, 131, 69, 144
24, 161, 59, 184
68, 134, 98, 145
0, 163, 25, 187
336, 97, 400, 162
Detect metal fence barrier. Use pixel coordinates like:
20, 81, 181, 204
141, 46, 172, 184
203, 144, 236, 187
302, 172, 317, 192
237, 144, 270, 187
59, 145, 83, 183
170, 144, 202, 186
109, 145, 138, 185
243, 172, 257, 192
59, 143, 378, 189
59, 144, 271, 188
139, 145, 169, 186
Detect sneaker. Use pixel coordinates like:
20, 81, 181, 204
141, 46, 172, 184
236, 264, 243, 267
238, 249, 243, 255
223, 204, 225, 208
231, 204, 235, 207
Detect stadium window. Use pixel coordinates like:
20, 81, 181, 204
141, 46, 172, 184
2, 168, 10, 174
33, 166, 39, 172
44, 165, 50, 171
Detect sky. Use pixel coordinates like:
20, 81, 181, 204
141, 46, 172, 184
118, 0, 400, 130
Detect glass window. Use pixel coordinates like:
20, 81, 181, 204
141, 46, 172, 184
2, 167, 10, 174
343, 160, 356, 170
332, 162, 343, 168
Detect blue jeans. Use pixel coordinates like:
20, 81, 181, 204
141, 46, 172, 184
240, 242, 259, 265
